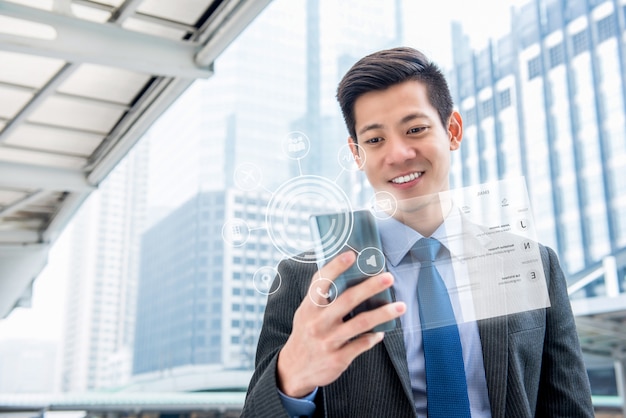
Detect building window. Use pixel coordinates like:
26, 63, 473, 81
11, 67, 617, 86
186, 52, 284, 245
528, 56, 542, 79
572, 30, 589, 56
481, 99, 494, 117
549, 43, 564, 68
498, 89, 511, 110
597, 14, 616, 43
464, 107, 476, 126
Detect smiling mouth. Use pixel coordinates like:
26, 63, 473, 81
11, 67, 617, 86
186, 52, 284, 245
390, 171, 424, 184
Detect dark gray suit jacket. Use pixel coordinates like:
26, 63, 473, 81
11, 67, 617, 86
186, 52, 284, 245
242, 244, 594, 417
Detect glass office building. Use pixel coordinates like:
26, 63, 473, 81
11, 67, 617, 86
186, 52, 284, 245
449, 0, 626, 277
449, 0, 626, 398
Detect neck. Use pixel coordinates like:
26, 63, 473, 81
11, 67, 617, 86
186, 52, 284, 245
392, 193, 452, 237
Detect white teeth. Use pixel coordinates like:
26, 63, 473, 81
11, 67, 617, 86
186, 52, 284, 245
391, 172, 422, 184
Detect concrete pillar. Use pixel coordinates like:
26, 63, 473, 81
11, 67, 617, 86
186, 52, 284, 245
614, 358, 626, 416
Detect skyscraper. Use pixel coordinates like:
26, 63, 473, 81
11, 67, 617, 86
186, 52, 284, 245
58, 0, 405, 391
131, 0, 405, 385
60, 140, 148, 391
448, 0, 626, 397
449, 0, 626, 276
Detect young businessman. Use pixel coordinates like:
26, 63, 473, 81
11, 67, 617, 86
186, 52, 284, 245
241, 47, 594, 417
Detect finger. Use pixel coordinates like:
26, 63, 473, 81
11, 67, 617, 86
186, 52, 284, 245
331, 272, 395, 319
335, 301, 406, 343
306, 251, 357, 306
337, 331, 386, 362
307, 278, 337, 306
316, 251, 356, 283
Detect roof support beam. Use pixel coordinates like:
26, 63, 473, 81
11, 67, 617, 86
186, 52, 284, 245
0, 189, 45, 218
86, 77, 196, 183
195, 0, 272, 66
42, 191, 90, 242
0, 244, 49, 318
0, 1, 212, 78
0, 160, 94, 192
0, 63, 76, 142
109, 0, 142, 23
0, 230, 41, 244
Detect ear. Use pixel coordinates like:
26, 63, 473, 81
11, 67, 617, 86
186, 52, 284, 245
348, 137, 364, 170
448, 110, 463, 151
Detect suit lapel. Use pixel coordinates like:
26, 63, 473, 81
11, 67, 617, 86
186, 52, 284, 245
478, 317, 508, 418
383, 287, 415, 410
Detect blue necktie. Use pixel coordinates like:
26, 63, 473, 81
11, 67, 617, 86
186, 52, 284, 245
414, 237, 471, 418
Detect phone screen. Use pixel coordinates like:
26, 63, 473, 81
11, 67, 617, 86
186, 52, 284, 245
310, 209, 395, 332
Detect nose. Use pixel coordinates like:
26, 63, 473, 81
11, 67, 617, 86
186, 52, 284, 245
384, 136, 416, 165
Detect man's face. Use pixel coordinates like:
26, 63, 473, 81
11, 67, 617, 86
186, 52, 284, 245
349, 80, 462, 204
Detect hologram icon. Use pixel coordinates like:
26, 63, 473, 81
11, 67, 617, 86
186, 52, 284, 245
356, 247, 386, 276
232, 225, 242, 240
337, 143, 365, 171
308, 277, 338, 307
234, 162, 263, 191
222, 218, 250, 247
370, 191, 397, 220
518, 218, 529, 230
253, 266, 281, 295
283, 131, 310, 160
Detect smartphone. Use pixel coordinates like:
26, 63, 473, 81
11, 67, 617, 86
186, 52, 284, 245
309, 209, 395, 332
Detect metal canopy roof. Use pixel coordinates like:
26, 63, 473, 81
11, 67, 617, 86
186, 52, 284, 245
0, 0, 271, 318
0, 391, 245, 413
569, 249, 626, 363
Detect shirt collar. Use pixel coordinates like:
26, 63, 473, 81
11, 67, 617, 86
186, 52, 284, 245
377, 206, 464, 267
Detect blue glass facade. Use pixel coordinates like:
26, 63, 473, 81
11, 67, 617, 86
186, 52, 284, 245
134, 192, 226, 374
450, 0, 626, 277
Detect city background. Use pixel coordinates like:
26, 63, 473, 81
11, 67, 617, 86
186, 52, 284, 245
1, 0, 625, 414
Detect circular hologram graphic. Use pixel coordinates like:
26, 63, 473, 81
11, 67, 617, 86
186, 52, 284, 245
356, 247, 386, 276
282, 131, 310, 160
234, 162, 263, 191
337, 143, 365, 171
369, 191, 398, 219
253, 266, 281, 295
266, 175, 352, 263
221, 218, 250, 247
307, 277, 338, 307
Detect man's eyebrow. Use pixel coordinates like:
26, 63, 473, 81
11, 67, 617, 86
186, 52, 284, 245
400, 112, 431, 124
357, 123, 384, 136
357, 112, 432, 136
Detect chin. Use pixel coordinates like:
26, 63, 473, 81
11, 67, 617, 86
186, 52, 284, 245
394, 190, 441, 211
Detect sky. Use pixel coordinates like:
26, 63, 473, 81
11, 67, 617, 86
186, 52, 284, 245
403, 0, 515, 68
0, 223, 72, 341
0, 0, 518, 344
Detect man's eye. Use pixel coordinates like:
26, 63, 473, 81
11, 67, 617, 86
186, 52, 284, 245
365, 137, 383, 144
408, 127, 426, 134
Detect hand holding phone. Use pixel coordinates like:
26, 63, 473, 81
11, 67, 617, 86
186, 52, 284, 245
310, 209, 395, 332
